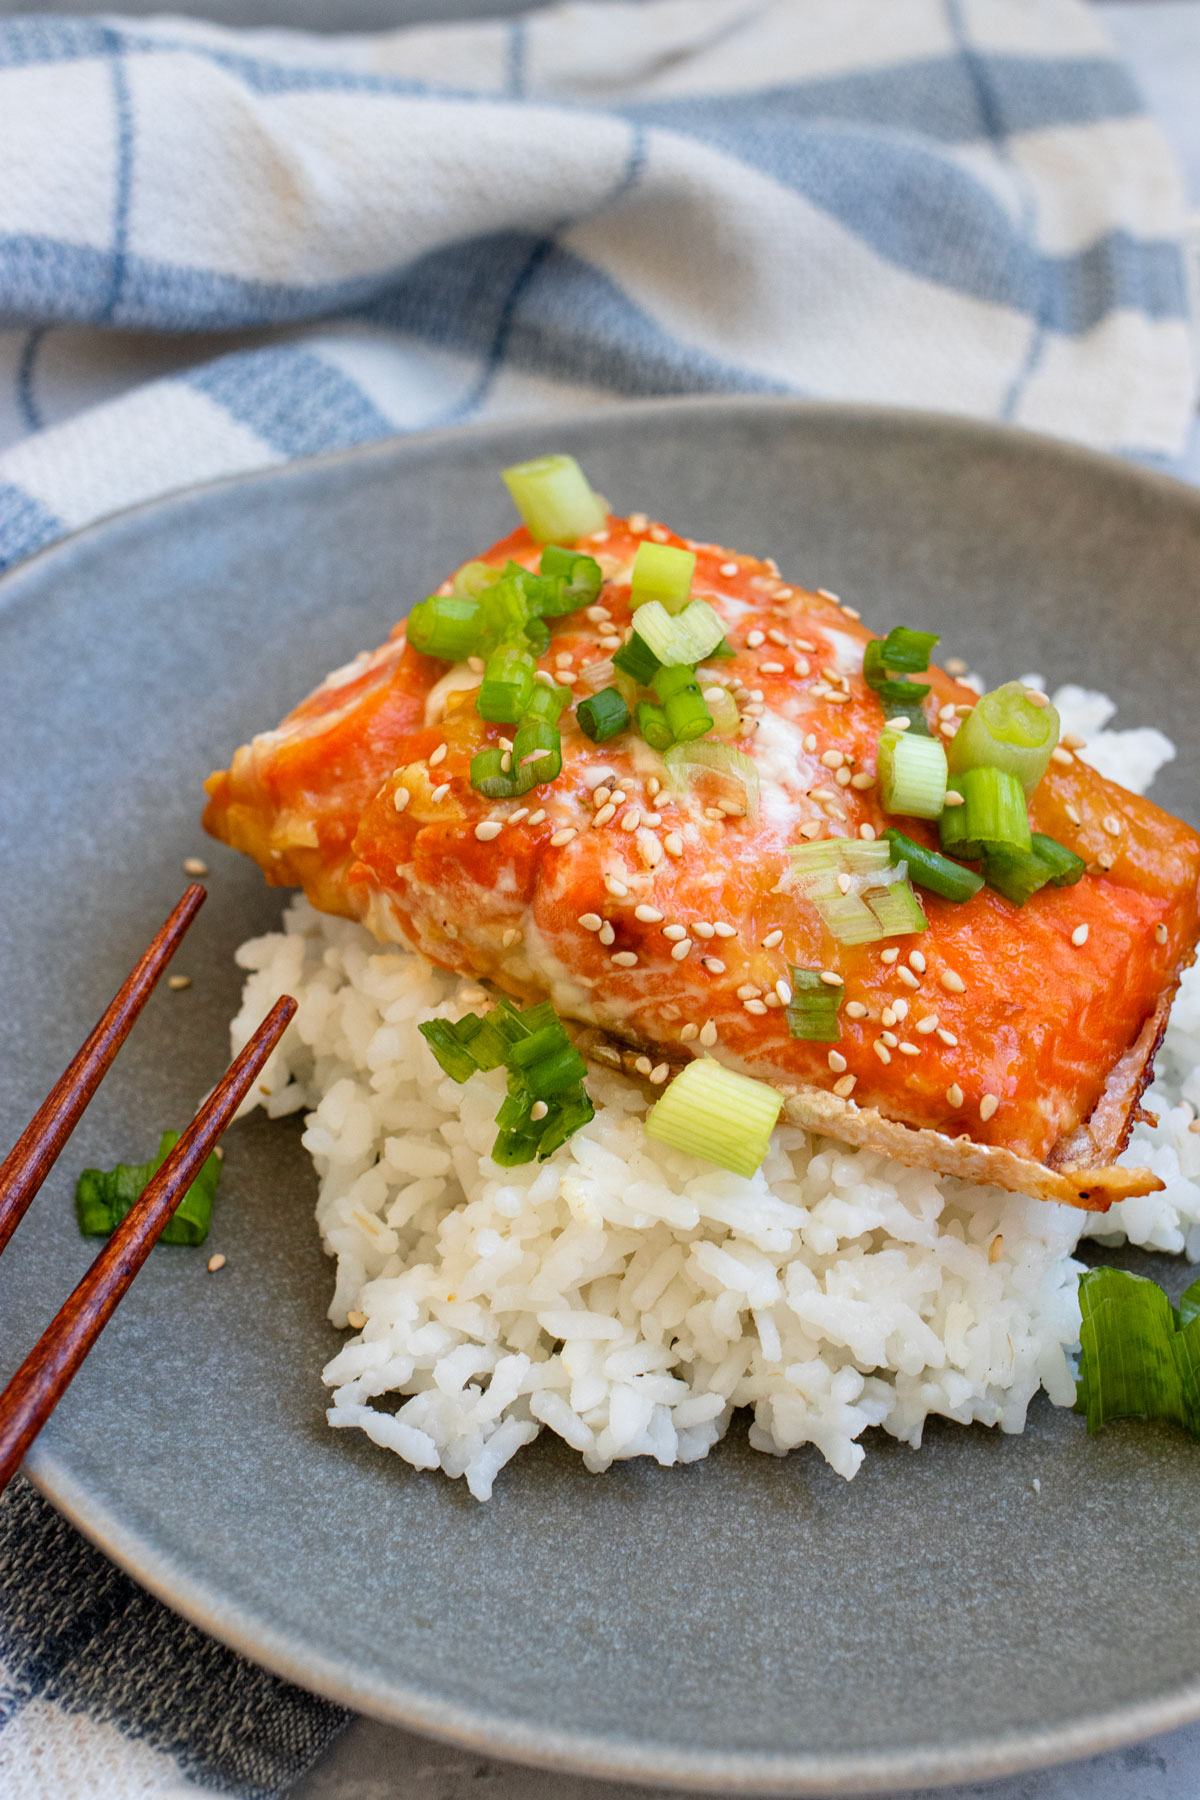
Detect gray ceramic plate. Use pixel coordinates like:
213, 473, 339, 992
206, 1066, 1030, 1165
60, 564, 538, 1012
3, 400, 1200, 1796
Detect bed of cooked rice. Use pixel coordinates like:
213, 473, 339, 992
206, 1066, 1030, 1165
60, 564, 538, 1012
229, 686, 1200, 1500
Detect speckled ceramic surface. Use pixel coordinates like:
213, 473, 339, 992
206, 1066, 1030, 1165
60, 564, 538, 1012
3, 401, 1200, 1796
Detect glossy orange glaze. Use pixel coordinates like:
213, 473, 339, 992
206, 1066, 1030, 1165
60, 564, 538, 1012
204, 515, 1200, 1167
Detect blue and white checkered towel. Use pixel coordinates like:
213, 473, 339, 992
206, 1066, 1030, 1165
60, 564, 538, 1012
0, 0, 1196, 578
0, 4, 1195, 1796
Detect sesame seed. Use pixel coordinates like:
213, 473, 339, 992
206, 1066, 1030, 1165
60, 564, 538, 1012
508, 807, 528, 824
819, 970, 843, 987
843, 607, 861, 620
1065, 803, 1082, 826
846, 1001, 868, 1019
713, 922, 736, 938
612, 950, 639, 967
605, 876, 629, 897
620, 808, 641, 832
703, 686, 726, 704
1102, 815, 1122, 837
880, 1006, 896, 1027
664, 924, 688, 942
629, 513, 649, 533
820, 750, 845, 769
850, 772, 874, 790
776, 979, 793, 1006
167, 974, 191, 991
207, 1253, 226, 1273
817, 588, 840, 604
699, 1021, 718, 1047
897, 966, 919, 989
979, 1093, 999, 1121
761, 661, 786, 675
874, 1041, 892, 1064
744, 997, 767, 1014
528, 809, 547, 825
554, 651, 573, 670
940, 969, 966, 993
647, 776, 661, 799
881, 947, 900, 965
837, 873, 853, 896
833, 1074, 857, 1098
1062, 732, 1087, 751
638, 833, 663, 868
766, 628, 788, 647
664, 832, 684, 857
610, 789, 627, 805
549, 827, 576, 847
794, 658, 811, 676
915, 1014, 938, 1035
468, 655, 486, 673
680, 1023, 700, 1042
888, 715, 911, 732
431, 782, 450, 803
938, 720, 956, 739
592, 802, 617, 827
394, 787, 411, 812
636, 1057, 653, 1076
945, 658, 967, 677
1156, 922, 1169, 945
702, 957, 727, 973
858, 823, 877, 840
649, 1063, 670, 1084
946, 1083, 964, 1108
881, 1031, 898, 1048
600, 636, 622, 652
720, 561, 739, 577
671, 939, 693, 961
939, 703, 957, 722
827, 691, 851, 705
704, 807, 726, 823
500, 752, 512, 773
183, 857, 209, 876
803, 733, 819, 753
585, 605, 606, 622
1051, 747, 1074, 766
799, 822, 823, 839
1097, 851, 1115, 871
693, 921, 716, 939
897, 1042, 920, 1057
943, 790, 964, 807
828, 1050, 847, 1073
580, 913, 603, 931
892, 998, 909, 1020
501, 928, 520, 948
347, 1309, 367, 1329
762, 929, 784, 949
737, 984, 760, 1000
988, 1235, 1004, 1263
933, 1027, 959, 1048
593, 787, 612, 807
1071, 923, 1089, 946
1026, 690, 1050, 708
598, 922, 615, 946
530, 1100, 549, 1121
908, 950, 926, 973
835, 767, 852, 787
635, 904, 664, 923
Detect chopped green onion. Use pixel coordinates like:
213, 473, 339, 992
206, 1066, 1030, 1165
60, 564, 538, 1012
470, 746, 516, 799
1075, 1267, 1200, 1438
667, 599, 726, 666
708, 637, 737, 660
866, 882, 927, 937
939, 765, 1031, 861
523, 679, 571, 724
982, 832, 1087, 906
413, 1020, 479, 1083
75, 1130, 222, 1247
877, 729, 947, 819
644, 1057, 783, 1178
783, 838, 891, 883
421, 998, 594, 1163
786, 968, 842, 1042
576, 686, 631, 743
881, 830, 984, 903
502, 454, 606, 544
947, 681, 1060, 796
705, 687, 742, 738
511, 717, 562, 791
663, 741, 759, 822
612, 633, 661, 686
636, 699, 673, 751
630, 540, 695, 613
876, 626, 939, 673
524, 615, 551, 657
407, 594, 484, 662
863, 640, 932, 707
538, 544, 603, 612
477, 641, 536, 723
813, 892, 887, 945
653, 664, 712, 743
628, 601, 680, 666
451, 560, 500, 601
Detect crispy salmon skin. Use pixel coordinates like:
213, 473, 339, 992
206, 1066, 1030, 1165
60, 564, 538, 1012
204, 514, 1200, 1210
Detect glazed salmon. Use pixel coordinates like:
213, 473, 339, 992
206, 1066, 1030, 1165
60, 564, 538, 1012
204, 514, 1200, 1210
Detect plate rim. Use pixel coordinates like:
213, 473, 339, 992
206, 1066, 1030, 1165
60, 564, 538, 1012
8, 395, 1200, 1795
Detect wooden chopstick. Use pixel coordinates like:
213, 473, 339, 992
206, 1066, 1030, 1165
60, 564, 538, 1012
0, 994, 296, 1495
0, 884, 207, 1257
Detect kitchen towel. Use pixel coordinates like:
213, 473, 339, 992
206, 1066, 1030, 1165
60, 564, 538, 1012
0, 3, 1195, 1796
0, 0, 1195, 575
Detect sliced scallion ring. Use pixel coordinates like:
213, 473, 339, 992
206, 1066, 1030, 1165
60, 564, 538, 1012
947, 681, 1060, 795
502, 454, 606, 544
644, 1058, 783, 1178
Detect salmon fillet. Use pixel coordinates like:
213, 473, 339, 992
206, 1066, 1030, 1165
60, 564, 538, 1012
204, 515, 1200, 1210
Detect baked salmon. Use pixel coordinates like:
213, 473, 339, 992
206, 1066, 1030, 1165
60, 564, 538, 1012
204, 502, 1200, 1210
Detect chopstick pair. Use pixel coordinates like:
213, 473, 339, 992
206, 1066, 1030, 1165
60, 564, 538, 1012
0, 884, 295, 1493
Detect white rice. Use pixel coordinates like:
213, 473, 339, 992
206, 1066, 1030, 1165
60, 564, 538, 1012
228, 685, 1200, 1500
